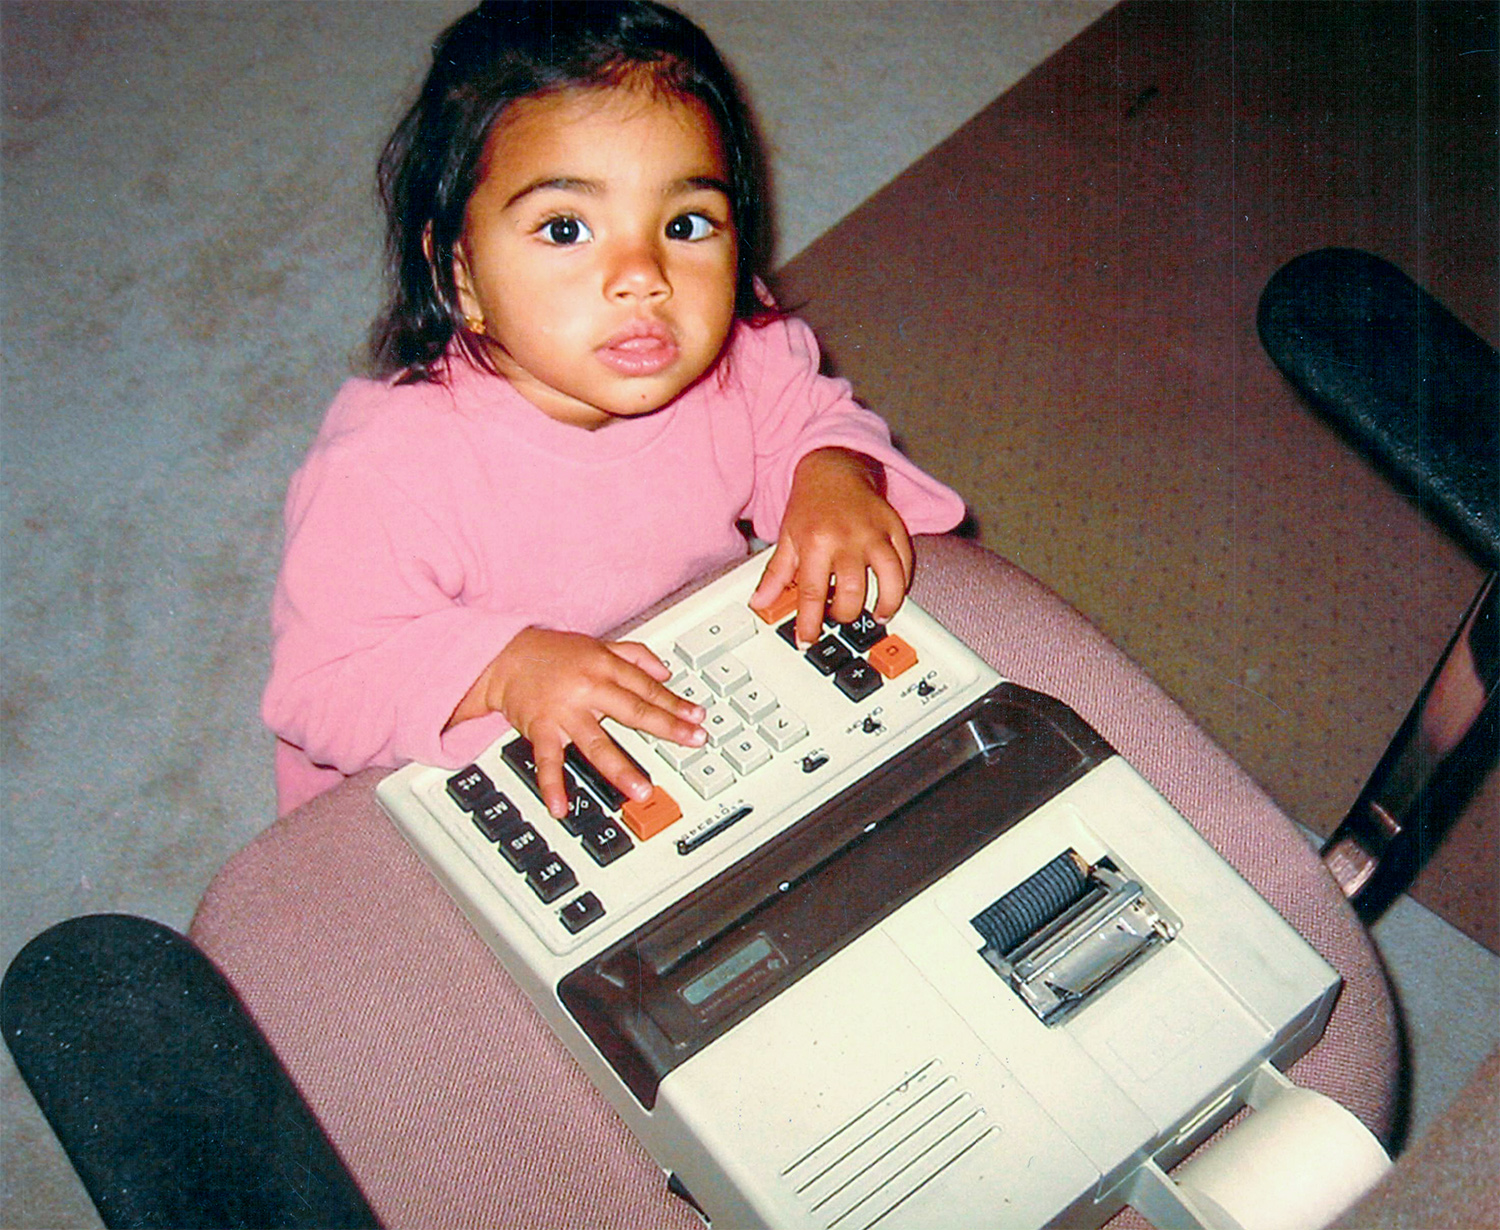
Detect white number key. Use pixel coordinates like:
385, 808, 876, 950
681, 753, 738, 799
702, 653, 752, 696
759, 706, 809, 751
702, 707, 745, 747
723, 729, 773, 775
675, 605, 756, 667
730, 683, 778, 723
655, 738, 706, 771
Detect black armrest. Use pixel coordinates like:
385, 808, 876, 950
1258, 247, 1498, 570
2, 914, 380, 1229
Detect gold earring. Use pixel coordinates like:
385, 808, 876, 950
463, 315, 486, 336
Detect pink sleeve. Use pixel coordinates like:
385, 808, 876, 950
738, 317, 966, 541
262, 446, 519, 779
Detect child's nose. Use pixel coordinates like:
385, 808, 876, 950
605, 239, 670, 303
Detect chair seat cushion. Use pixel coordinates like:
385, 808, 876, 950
191, 536, 1397, 1229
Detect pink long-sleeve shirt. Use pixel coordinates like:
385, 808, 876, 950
264, 316, 965, 813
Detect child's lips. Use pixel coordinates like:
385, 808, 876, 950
596, 321, 680, 376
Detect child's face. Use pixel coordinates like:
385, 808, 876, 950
454, 82, 738, 429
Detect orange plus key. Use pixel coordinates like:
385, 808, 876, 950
868, 634, 918, 679
621, 785, 683, 840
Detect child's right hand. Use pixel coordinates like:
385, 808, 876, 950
450, 628, 706, 819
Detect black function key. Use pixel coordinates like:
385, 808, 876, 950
501, 737, 544, 801
446, 765, 497, 812
559, 786, 610, 837
838, 611, 887, 653
559, 892, 606, 934
472, 794, 524, 842
834, 657, 883, 702
578, 820, 634, 867
497, 824, 549, 871
805, 636, 853, 676
526, 854, 578, 904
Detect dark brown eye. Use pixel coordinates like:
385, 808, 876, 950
666, 213, 715, 241
540, 216, 589, 245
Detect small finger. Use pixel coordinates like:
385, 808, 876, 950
792, 545, 834, 646
600, 681, 707, 747
598, 644, 705, 725
869, 542, 912, 621
750, 542, 798, 610
607, 639, 671, 682
572, 723, 655, 803
531, 735, 571, 819
827, 557, 871, 626
617, 667, 707, 727
794, 577, 830, 647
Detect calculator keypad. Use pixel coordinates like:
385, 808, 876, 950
436, 587, 931, 947
638, 604, 915, 803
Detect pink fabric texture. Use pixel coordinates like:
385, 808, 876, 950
193, 536, 1397, 1229
263, 316, 965, 814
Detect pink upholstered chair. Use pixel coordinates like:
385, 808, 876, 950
188, 535, 1402, 1229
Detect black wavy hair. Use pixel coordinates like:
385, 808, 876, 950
371, 0, 775, 382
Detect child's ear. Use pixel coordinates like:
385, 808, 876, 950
425, 225, 485, 333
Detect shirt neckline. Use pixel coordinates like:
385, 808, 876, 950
441, 352, 699, 463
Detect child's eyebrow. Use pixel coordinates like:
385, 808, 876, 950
673, 176, 732, 198
503, 174, 731, 210
504, 177, 599, 209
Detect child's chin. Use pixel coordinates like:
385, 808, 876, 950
595, 380, 692, 420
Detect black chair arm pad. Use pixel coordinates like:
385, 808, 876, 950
1258, 248, 1498, 569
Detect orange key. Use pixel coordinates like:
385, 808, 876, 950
752, 583, 799, 624
868, 634, 919, 679
621, 785, 682, 840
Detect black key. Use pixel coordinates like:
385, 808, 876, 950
834, 657, 883, 702
564, 744, 641, 811
559, 892, 606, 934
500, 737, 543, 802
559, 786, 609, 838
805, 636, 853, 676
578, 820, 633, 866
779, 614, 836, 648
497, 824, 548, 871
471, 794, 523, 842
526, 854, 577, 904
446, 765, 496, 812
838, 611, 887, 653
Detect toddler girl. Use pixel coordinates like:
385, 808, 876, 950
264, 0, 964, 818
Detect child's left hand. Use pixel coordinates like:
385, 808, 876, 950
750, 447, 913, 646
